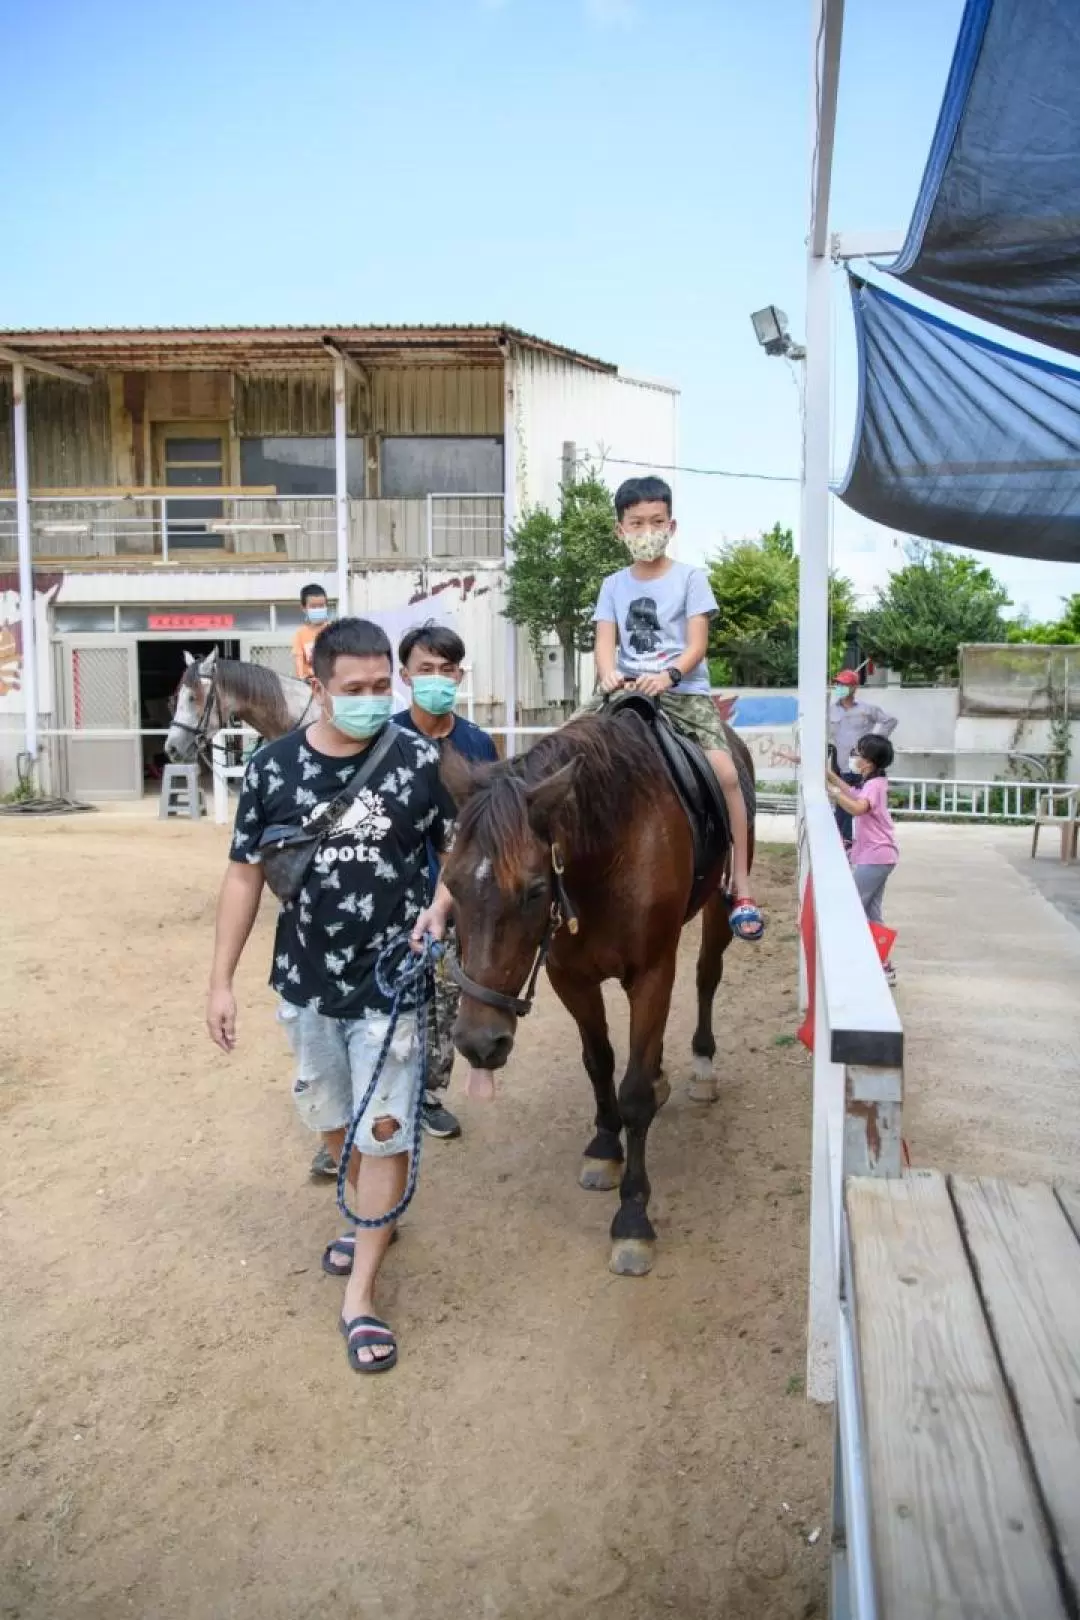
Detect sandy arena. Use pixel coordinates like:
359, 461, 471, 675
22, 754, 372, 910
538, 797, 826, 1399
0, 814, 828, 1620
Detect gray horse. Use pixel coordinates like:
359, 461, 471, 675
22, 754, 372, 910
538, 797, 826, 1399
165, 649, 315, 762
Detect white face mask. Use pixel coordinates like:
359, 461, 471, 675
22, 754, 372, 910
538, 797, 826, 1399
622, 530, 670, 564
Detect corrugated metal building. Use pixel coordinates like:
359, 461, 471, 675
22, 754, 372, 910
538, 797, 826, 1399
0, 324, 678, 797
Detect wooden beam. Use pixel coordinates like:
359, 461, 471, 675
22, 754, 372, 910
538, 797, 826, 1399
0, 345, 93, 387
321, 336, 368, 384
847, 1171, 1066, 1619
0, 484, 278, 499
952, 1176, 1080, 1602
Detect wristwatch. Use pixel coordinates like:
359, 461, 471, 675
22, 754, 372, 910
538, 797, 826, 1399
667, 667, 683, 688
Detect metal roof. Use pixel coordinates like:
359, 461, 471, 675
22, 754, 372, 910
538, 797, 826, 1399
0, 323, 616, 374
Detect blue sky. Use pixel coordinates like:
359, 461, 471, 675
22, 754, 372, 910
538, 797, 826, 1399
2, 0, 1076, 619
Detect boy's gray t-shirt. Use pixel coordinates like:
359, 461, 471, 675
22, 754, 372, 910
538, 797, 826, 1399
593, 560, 718, 694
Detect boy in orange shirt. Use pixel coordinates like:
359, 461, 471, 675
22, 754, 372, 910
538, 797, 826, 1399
292, 583, 331, 681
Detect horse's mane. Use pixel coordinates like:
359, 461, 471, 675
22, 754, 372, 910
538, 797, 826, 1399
452, 710, 669, 888
182, 658, 301, 735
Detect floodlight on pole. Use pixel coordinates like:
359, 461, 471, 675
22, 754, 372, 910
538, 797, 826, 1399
750, 305, 807, 361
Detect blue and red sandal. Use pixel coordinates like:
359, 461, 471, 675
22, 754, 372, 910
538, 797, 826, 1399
729, 896, 765, 942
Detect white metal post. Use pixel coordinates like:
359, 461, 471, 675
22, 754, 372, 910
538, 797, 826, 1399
333, 355, 350, 614
11, 361, 38, 764
502, 349, 519, 756
798, 0, 844, 786
798, 251, 832, 783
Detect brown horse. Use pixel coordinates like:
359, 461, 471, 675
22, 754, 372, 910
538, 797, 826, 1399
441, 705, 755, 1276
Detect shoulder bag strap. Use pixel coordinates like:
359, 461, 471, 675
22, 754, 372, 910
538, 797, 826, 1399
318, 722, 404, 830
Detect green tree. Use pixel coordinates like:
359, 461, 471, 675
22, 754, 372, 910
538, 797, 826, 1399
860, 542, 1011, 683
504, 472, 627, 710
707, 524, 855, 687
1006, 593, 1080, 645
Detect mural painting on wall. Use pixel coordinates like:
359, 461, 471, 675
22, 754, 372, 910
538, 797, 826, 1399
0, 573, 63, 702
711, 692, 800, 780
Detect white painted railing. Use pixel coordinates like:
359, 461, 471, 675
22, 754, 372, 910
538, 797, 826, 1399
800, 786, 904, 1404
754, 776, 1080, 823
889, 776, 1078, 820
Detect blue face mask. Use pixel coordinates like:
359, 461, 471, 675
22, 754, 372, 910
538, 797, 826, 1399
411, 674, 459, 717
306, 606, 329, 624
330, 693, 392, 739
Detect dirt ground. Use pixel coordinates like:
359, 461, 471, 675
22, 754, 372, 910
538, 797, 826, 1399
0, 815, 829, 1620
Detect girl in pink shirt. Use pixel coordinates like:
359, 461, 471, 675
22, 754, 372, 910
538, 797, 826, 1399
827, 734, 899, 985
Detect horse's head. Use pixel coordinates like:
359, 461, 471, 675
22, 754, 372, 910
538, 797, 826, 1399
164, 649, 219, 761
442, 748, 578, 1074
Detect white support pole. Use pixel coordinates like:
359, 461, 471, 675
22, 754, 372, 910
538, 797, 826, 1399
798, 252, 832, 783
11, 361, 38, 764
333, 355, 350, 614
502, 349, 519, 756
798, 0, 844, 785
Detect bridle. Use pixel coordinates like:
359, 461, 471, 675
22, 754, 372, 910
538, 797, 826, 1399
445, 840, 579, 1019
169, 664, 223, 761
170, 664, 316, 760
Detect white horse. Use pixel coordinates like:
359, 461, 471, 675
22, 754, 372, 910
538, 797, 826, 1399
164, 649, 316, 763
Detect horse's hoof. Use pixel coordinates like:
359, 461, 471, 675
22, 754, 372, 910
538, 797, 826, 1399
688, 1057, 719, 1104
609, 1239, 655, 1277
580, 1157, 622, 1192
653, 1069, 671, 1109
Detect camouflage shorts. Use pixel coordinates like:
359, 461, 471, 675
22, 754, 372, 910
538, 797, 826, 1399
574, 689, 730, 753
425, 929, 461, 1092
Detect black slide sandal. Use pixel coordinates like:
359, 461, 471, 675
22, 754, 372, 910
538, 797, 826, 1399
339, 1314, 398, 1373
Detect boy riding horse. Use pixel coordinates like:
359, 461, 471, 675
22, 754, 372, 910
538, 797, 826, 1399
579, 476, 764, 941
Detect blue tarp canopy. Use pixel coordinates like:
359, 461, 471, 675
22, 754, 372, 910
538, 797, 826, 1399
889, 0, 1080, 358
835, 276, 1080, 564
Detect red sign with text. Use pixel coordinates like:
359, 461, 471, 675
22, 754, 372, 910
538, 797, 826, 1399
148, 613, 236, 631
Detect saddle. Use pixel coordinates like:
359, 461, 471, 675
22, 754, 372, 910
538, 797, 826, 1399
599, 691, 739, 919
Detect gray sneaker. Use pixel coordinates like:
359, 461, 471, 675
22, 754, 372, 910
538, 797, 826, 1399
422, 1091, 462, 1140
310, 1143, 339, 1179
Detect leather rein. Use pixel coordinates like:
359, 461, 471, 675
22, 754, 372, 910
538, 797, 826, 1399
445, 841, 579, 1019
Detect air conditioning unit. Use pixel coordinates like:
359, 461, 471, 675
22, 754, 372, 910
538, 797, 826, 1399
540, 638, 565, 705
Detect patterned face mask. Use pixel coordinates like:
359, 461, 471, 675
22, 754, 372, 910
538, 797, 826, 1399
622, 530, 671, 563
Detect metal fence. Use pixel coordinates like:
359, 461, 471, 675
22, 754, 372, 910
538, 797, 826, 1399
0, 492, 337, 564
0, 490, 506, 566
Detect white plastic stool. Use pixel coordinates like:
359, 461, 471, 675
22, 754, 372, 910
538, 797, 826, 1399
159, 764, 203, 820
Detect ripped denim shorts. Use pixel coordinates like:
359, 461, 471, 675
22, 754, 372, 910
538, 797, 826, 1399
277, 1001, 421, 1158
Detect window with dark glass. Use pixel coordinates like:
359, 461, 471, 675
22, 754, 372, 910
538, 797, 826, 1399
240, 437, 365, 497
380, 437, 504, 498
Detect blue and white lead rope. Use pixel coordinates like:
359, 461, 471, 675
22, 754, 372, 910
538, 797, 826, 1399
334, 935, 444, 1230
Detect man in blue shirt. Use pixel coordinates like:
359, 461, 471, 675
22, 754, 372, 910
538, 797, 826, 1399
393, 621, 497, 1140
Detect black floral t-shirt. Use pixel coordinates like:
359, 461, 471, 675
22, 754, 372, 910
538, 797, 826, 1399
229, 725, 456, 1018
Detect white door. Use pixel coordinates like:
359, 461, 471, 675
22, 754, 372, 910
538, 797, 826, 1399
60, 638, 142, 800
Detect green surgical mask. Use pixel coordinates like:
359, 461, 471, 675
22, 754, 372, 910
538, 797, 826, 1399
832, 684, 850, 702
411, 675, 459, 717
331, 694, 392, 739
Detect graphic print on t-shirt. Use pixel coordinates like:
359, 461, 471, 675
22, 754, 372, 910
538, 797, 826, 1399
229, 727, 456, 1018
625, 598, 662, 654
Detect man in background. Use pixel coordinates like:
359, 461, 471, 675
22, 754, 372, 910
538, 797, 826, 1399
828, 669, 897, 847
397, 621, 497, 1140
292, 583, 331, 682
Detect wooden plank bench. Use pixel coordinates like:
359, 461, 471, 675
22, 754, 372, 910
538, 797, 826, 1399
833, 1170, 1080, 1619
